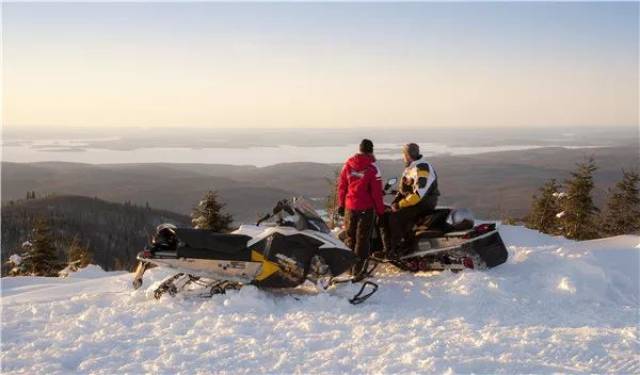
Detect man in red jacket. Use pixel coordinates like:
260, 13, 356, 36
337, 139, 385, 278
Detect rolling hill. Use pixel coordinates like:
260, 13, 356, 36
2, 146, 637, 222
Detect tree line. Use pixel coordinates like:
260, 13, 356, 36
6, 218, 92, 277
4, 191, 233, 277
525, 158, 639, 240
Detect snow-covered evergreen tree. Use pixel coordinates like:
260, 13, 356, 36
601, 170, 640, 235
22, 217, 61, 276
5, 242, 32, 276
191, 190, 233, 231
561, 158, 599, 240
526, 179, 562, 235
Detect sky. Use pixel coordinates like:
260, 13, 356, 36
2, 2, 639, 130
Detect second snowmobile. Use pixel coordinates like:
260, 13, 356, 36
347, 178, 509, 273
372, 209, 509, 273
132, 197, 377, 304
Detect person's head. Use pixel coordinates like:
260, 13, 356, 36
402, 143, 420, 166
359, 139, 374, 155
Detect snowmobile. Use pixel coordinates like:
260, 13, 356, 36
361, 178, 509, 273
132, 197, 378, 304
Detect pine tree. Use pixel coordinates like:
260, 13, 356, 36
561, 158, 599, 240
67, 235, 93, 268
601, 170, 640, 235
191, 190, 233, 232
23, 217, 60, 276
326, 167, 342, 229
526, 179, 562, 234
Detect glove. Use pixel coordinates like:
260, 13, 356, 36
338, 206, 345, 217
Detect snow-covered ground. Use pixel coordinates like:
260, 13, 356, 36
1, 226, 638, 374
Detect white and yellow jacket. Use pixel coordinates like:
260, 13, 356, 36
397, 157, 439, 208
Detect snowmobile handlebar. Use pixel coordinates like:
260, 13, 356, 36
256, 213, 271, 226
257, 199, 297, 225
383, 177, 398, 192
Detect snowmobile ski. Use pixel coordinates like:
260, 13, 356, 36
152, 273, 242, 299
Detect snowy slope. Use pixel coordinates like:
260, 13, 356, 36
1, 226, 638, 374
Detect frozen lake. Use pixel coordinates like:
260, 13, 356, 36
0, 141, 594, 167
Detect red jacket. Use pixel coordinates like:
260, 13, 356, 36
337, 153, 385, 216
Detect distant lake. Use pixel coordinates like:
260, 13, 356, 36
2, 141, 597, 167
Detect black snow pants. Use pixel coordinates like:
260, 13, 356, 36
343, 208, 375, 276
381, 195, 438, 256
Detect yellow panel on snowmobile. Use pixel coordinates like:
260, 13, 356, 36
251, 250, 281, 281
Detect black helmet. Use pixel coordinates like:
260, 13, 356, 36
154, 223, 177, 249
446, 209, 475, 231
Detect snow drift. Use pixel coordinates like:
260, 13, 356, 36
1, 226, 638, 374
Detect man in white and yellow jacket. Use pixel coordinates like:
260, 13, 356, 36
383, 143, 440, 257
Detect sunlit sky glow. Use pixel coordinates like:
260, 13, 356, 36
3, 2, 639, 129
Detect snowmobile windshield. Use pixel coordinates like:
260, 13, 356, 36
292, 197, 331, 234
262, 198, 331, 234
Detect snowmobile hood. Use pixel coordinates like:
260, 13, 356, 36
347, 153, 376, 171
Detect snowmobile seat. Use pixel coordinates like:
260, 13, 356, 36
174, 228, 251, 254
415, 229, 445, 238
414, 209, 450, 232
444, 229, 475, 237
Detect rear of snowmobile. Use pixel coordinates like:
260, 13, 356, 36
132, 197, 378, 304
381, 220, 508, 272
356, 177, 509, 274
